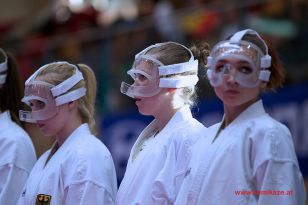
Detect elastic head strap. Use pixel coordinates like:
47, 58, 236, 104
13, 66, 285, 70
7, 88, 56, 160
159, 60, 198, 76
51, 67, 83, 97
0, 48, 8, 85
230, 29, 271, 68
134, 42, 199, 88
159, 75, 199, 88
55, 87, 87, 106
137, 42, 197, 76
25, 61, 87, 105
135, 41, 194, 62
230, 29, 268, 54
0, 48, 8, 73
25, 62, 61, 85
0, 74, 6, 84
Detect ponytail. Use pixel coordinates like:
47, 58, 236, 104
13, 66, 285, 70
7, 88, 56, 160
77, 64, 97, 135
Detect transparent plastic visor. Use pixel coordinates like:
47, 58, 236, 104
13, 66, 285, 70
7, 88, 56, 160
19, 82, 58, 123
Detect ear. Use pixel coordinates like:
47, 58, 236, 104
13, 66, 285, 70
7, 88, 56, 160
167, 88, 177, 94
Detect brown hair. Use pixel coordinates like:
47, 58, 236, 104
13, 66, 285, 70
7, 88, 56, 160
0, 50, 24, 127
190, 42, 210, 70
144, 42, 210, 107
237, 33, 286, 91
37, 62, 97, 134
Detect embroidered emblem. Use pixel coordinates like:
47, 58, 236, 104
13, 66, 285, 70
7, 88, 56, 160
36, 194, 52, 205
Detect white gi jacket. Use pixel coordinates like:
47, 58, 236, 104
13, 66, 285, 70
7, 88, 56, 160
175, 100, 306, 205
0, 111, 36, 205
17, 123, 117, 205
116, 106, 205, 205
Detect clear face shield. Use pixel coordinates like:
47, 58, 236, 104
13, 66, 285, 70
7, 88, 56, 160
0, 48, 8, 85
206, 29, 271, 88
19, 81, 58, 123
19, 62, 87, 123
120, 56, 162, 98
120, 42, 199, 98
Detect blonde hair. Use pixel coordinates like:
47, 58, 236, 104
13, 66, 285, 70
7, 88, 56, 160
37, 62, 97, 134
145, 42, 210, 108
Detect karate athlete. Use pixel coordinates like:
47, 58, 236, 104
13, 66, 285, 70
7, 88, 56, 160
117, 41, 209, 204
17, 62, 117, 205
175, 29, 306, 205
0, 48, 36, 205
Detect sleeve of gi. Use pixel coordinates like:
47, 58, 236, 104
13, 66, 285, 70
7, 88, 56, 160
252, 125, 306, 205
0, 164, 30, 205
63, 181, 115, 205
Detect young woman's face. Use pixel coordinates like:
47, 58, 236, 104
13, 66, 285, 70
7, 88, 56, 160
132, 60, 170, 116
30, 99, 70, 137
213, 58, 265, 108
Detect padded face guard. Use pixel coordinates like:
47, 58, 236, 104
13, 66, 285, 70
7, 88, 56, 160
20, 61, 87, 122
120, 58, 161, 98
19, 81, 58, 123
206, 29, 271, 87
120, 42, 199, 98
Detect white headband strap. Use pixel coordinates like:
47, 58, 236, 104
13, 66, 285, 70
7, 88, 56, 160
230, 29, 269, 55
25, 62, 65, 84
135, 41, 194, 62
25, 61, 86, 105
134, 42, 199, 88
55, 87, 87, 106
159, 75, 199, 88
0, 48, 8, 73
51, 69, 83, 97
229, 29, 271, 69
159, 60, 198, 76
0, 74, 7, 85
26, 61, 84, 97
0, 48, 8, 85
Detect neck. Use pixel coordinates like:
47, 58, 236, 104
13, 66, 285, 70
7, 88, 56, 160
56, 115, 83, 146
223, 98, 258, 127
154, 106, 180, 132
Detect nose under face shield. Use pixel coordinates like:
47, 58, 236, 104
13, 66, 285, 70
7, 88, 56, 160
120, 42, 199, 98
206, 29, 271, 87
0, 48, 8, 85
120, 57, 162, 98
19, 81, 58, 123
19, 62, 87, 123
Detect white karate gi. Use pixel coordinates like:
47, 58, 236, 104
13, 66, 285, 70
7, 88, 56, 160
0, 111, 36, 205
116, 106, 205, 205
175, 100, 306, 205
17, 123, 117, 205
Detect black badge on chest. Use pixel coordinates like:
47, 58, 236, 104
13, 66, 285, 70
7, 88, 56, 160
36, 194, 52, 205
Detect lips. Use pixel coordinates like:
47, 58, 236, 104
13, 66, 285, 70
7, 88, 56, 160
225, 89, 239, 95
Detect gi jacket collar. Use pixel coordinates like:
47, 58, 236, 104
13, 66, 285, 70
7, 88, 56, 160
130, 106, 193, 163
223, 99, 266, 129
44, 123, 91, 168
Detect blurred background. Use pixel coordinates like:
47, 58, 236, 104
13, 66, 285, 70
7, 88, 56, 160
1, 0, 307, 195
